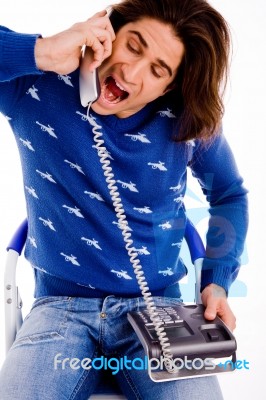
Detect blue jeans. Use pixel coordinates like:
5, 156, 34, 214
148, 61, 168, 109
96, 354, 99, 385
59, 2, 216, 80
0, 296, 224, 400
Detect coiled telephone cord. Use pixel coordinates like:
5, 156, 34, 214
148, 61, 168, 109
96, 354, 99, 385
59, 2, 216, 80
87, 105, 177, 373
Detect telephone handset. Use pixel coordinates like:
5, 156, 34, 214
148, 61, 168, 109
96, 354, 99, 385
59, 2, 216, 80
79, 7, 123, 107
81, 8, 237, 382
79, 6, 109, 108
79, 49, 100, 107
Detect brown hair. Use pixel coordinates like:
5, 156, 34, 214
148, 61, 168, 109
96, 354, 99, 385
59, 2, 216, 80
112, 0, 231, 142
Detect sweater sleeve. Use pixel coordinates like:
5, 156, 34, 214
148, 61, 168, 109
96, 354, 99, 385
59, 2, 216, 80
0, 26, 43, 81
189, 130, 249, 295
0, 26, 43, 115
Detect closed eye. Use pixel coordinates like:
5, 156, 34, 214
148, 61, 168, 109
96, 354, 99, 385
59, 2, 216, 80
127, 40, 141, 55
151, 65, 166, 79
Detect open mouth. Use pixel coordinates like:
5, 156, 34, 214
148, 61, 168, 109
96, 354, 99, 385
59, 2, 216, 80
101, 76, 129, 104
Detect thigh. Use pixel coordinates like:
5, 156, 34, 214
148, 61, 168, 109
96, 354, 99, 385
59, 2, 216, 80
116, 347, 224, 400
0, 296, 101, 400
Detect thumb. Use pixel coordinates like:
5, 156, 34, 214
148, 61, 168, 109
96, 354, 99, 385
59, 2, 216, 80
204, 304, 217, 321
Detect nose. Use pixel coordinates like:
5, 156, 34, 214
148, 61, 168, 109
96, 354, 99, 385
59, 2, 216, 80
121, 60, 146, 84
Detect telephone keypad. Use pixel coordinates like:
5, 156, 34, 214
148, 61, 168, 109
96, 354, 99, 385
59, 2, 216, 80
139, 307, 184, 326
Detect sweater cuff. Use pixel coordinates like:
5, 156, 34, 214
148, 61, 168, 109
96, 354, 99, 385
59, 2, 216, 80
200, 263, 239, 295
2, 30, 43, 79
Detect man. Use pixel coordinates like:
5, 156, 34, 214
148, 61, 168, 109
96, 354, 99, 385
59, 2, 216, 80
0, 0, 248, 398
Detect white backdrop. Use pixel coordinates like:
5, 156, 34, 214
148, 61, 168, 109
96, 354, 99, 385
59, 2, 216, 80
0, 1, 265, 399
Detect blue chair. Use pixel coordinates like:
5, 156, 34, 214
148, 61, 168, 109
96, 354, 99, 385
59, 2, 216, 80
4, 219, 205, 399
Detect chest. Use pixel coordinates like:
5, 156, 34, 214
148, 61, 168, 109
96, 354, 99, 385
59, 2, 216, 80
10, 73, 193, 209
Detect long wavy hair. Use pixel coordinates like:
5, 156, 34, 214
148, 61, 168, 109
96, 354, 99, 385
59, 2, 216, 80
112, 0, 231, 142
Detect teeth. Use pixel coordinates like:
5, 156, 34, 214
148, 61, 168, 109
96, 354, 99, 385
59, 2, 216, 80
115, 80, 126, 91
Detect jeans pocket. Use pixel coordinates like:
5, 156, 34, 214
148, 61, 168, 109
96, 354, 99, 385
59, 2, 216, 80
13, 297, 71, 347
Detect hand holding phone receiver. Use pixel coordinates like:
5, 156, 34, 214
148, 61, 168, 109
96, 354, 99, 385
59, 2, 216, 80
79, 7, 114, 107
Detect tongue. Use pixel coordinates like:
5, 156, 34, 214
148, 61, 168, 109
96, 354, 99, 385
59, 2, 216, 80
106, 77, 125, 98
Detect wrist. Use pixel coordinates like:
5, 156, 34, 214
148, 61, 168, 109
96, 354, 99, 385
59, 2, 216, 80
202, 283, 227, 298
34, 38, 46, 71
34, 37, 53, 72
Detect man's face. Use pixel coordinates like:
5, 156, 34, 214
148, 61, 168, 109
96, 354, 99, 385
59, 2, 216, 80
91, 18, 184, 118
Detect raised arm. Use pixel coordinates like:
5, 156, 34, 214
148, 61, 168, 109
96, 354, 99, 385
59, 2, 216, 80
0, 11, 115, 115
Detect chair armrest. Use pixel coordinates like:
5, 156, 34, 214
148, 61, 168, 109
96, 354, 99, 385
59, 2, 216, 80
4, 219, 28, 354
7, 219, 28, 254
185, 219, 205, 304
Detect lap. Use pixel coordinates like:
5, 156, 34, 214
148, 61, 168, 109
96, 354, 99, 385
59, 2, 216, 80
93, 295, 224, 400
0, 295, 224, 400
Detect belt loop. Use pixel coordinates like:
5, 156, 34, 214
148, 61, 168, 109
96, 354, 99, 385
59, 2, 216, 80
101, 294, 115, 313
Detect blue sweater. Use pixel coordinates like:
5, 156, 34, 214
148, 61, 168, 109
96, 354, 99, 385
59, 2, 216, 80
0, 27, 248, 298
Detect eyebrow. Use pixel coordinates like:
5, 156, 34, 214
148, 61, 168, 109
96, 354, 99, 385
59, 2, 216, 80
128, 30, 173, 77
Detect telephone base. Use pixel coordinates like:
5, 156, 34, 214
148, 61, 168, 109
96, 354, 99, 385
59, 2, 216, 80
127, 303, 237, 381
146, 353, 237, 382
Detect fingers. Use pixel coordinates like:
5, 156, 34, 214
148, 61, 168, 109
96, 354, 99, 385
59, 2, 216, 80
216, 302, 236, 331
204, 298, 236, 331
201, 284, 236, 331
87, 10, 116, 41
85, 27, 113, 71
83, 12, 116, 70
